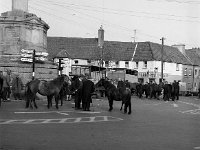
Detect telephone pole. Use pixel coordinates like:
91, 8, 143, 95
160, 37, 165, 83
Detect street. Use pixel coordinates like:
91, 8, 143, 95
0, 95, 200, 150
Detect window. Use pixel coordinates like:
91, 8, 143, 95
184, 68, 187, 76
125, 61, 129, 68
135, 62, 138, 68
105, 61, 109, 67
143, 61, 147, 68
115, 61, 119, 67
188, 69, 192, 76
176, 64, 180, 71
74, 60, 78, 64
195, 69, 197, 76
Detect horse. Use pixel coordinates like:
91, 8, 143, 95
95, 78, 132, 114
25, 75, 69, 109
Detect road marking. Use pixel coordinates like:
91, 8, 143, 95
179, 101, 200, 108
172, 103, 178, 107
0, 116, 123, 125
56, 112, 69, 115
194, 146, 200, 149
14, 111, 73, 114
180, 109, 200, 115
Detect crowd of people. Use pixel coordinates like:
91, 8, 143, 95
0, 70, 23, 102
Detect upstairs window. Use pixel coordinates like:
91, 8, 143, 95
125, 61, 129, 68
195, 69, 197, 76
188, 69, 192, 76
105, 61, 109, 67
176, 64, 180, 71
74, 60, 78, 64
135, 62, 138, 68
184, 68, 187, 76
143, 61, 147, 68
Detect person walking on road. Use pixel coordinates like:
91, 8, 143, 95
82, 75, 95, 111
11, 74, 23, 100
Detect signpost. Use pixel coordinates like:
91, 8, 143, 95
20, 49, 49, 80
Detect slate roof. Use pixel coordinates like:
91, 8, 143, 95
47, 37, 192, 65
185, 48, 200, 66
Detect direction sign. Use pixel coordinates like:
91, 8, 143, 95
35, 52, 48, 57
35, 57, 47, 61
21, 53, 33, 58
21, 58, 33, 62
21, 49, 34, 53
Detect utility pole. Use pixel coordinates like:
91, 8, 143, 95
160, 37, 165, 83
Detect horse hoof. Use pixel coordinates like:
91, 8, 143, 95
128, 112, 131, 115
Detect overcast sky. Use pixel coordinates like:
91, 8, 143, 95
0, 0, 200, 49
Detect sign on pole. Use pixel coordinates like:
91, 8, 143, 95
21, 49, 34, 53
35, 52, 48, 57
21, 58, 33, 62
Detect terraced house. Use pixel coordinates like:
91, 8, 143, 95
47, 35, 200, 93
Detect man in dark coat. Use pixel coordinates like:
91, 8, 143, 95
11, 74, 23, 100
71, 75, 83, 109
82, 76, 95, 111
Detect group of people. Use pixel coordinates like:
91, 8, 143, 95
0, 70, 23, 102
70, 74, 95, 111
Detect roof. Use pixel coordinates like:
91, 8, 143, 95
185, 48, 200, 66
47, 37, 192, 65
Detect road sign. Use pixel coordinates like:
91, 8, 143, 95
35, 52, 48, 57
21, 49, 34, 53
21, 53, 33, 58
21, 58, 33, 62
35, 57, 47, 61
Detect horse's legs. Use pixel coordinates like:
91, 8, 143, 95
108, 98, 113, 111
47, 95, 52, 109
128, 100, 132, 114
120, 102, 124, 111
33, 96, 38, 109
55, 95, 59, 109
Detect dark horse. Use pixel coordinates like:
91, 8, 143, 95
25, 75, 69, 109
95, 78, 132, 114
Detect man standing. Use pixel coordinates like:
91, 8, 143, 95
2, 71, 11, 101
11, 74, 23, 100
82, 76, 95, 111
71, 75, 83, 110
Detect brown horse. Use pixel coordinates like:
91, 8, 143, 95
95, 78, 132, 114
25, 75, 69, 109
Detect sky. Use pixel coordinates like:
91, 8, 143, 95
0, 0, 200, 49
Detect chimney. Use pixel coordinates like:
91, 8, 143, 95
12, 0, 28, 12
98, 25, 104, 48
172, 44, 186, 54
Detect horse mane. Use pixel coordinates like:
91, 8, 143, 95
103, 79, 116, 90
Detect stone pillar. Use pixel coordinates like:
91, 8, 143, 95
12, 0, 28, 12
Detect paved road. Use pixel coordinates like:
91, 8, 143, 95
0, 96, 200, 150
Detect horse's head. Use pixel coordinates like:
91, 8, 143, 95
95, 78, 106, 87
